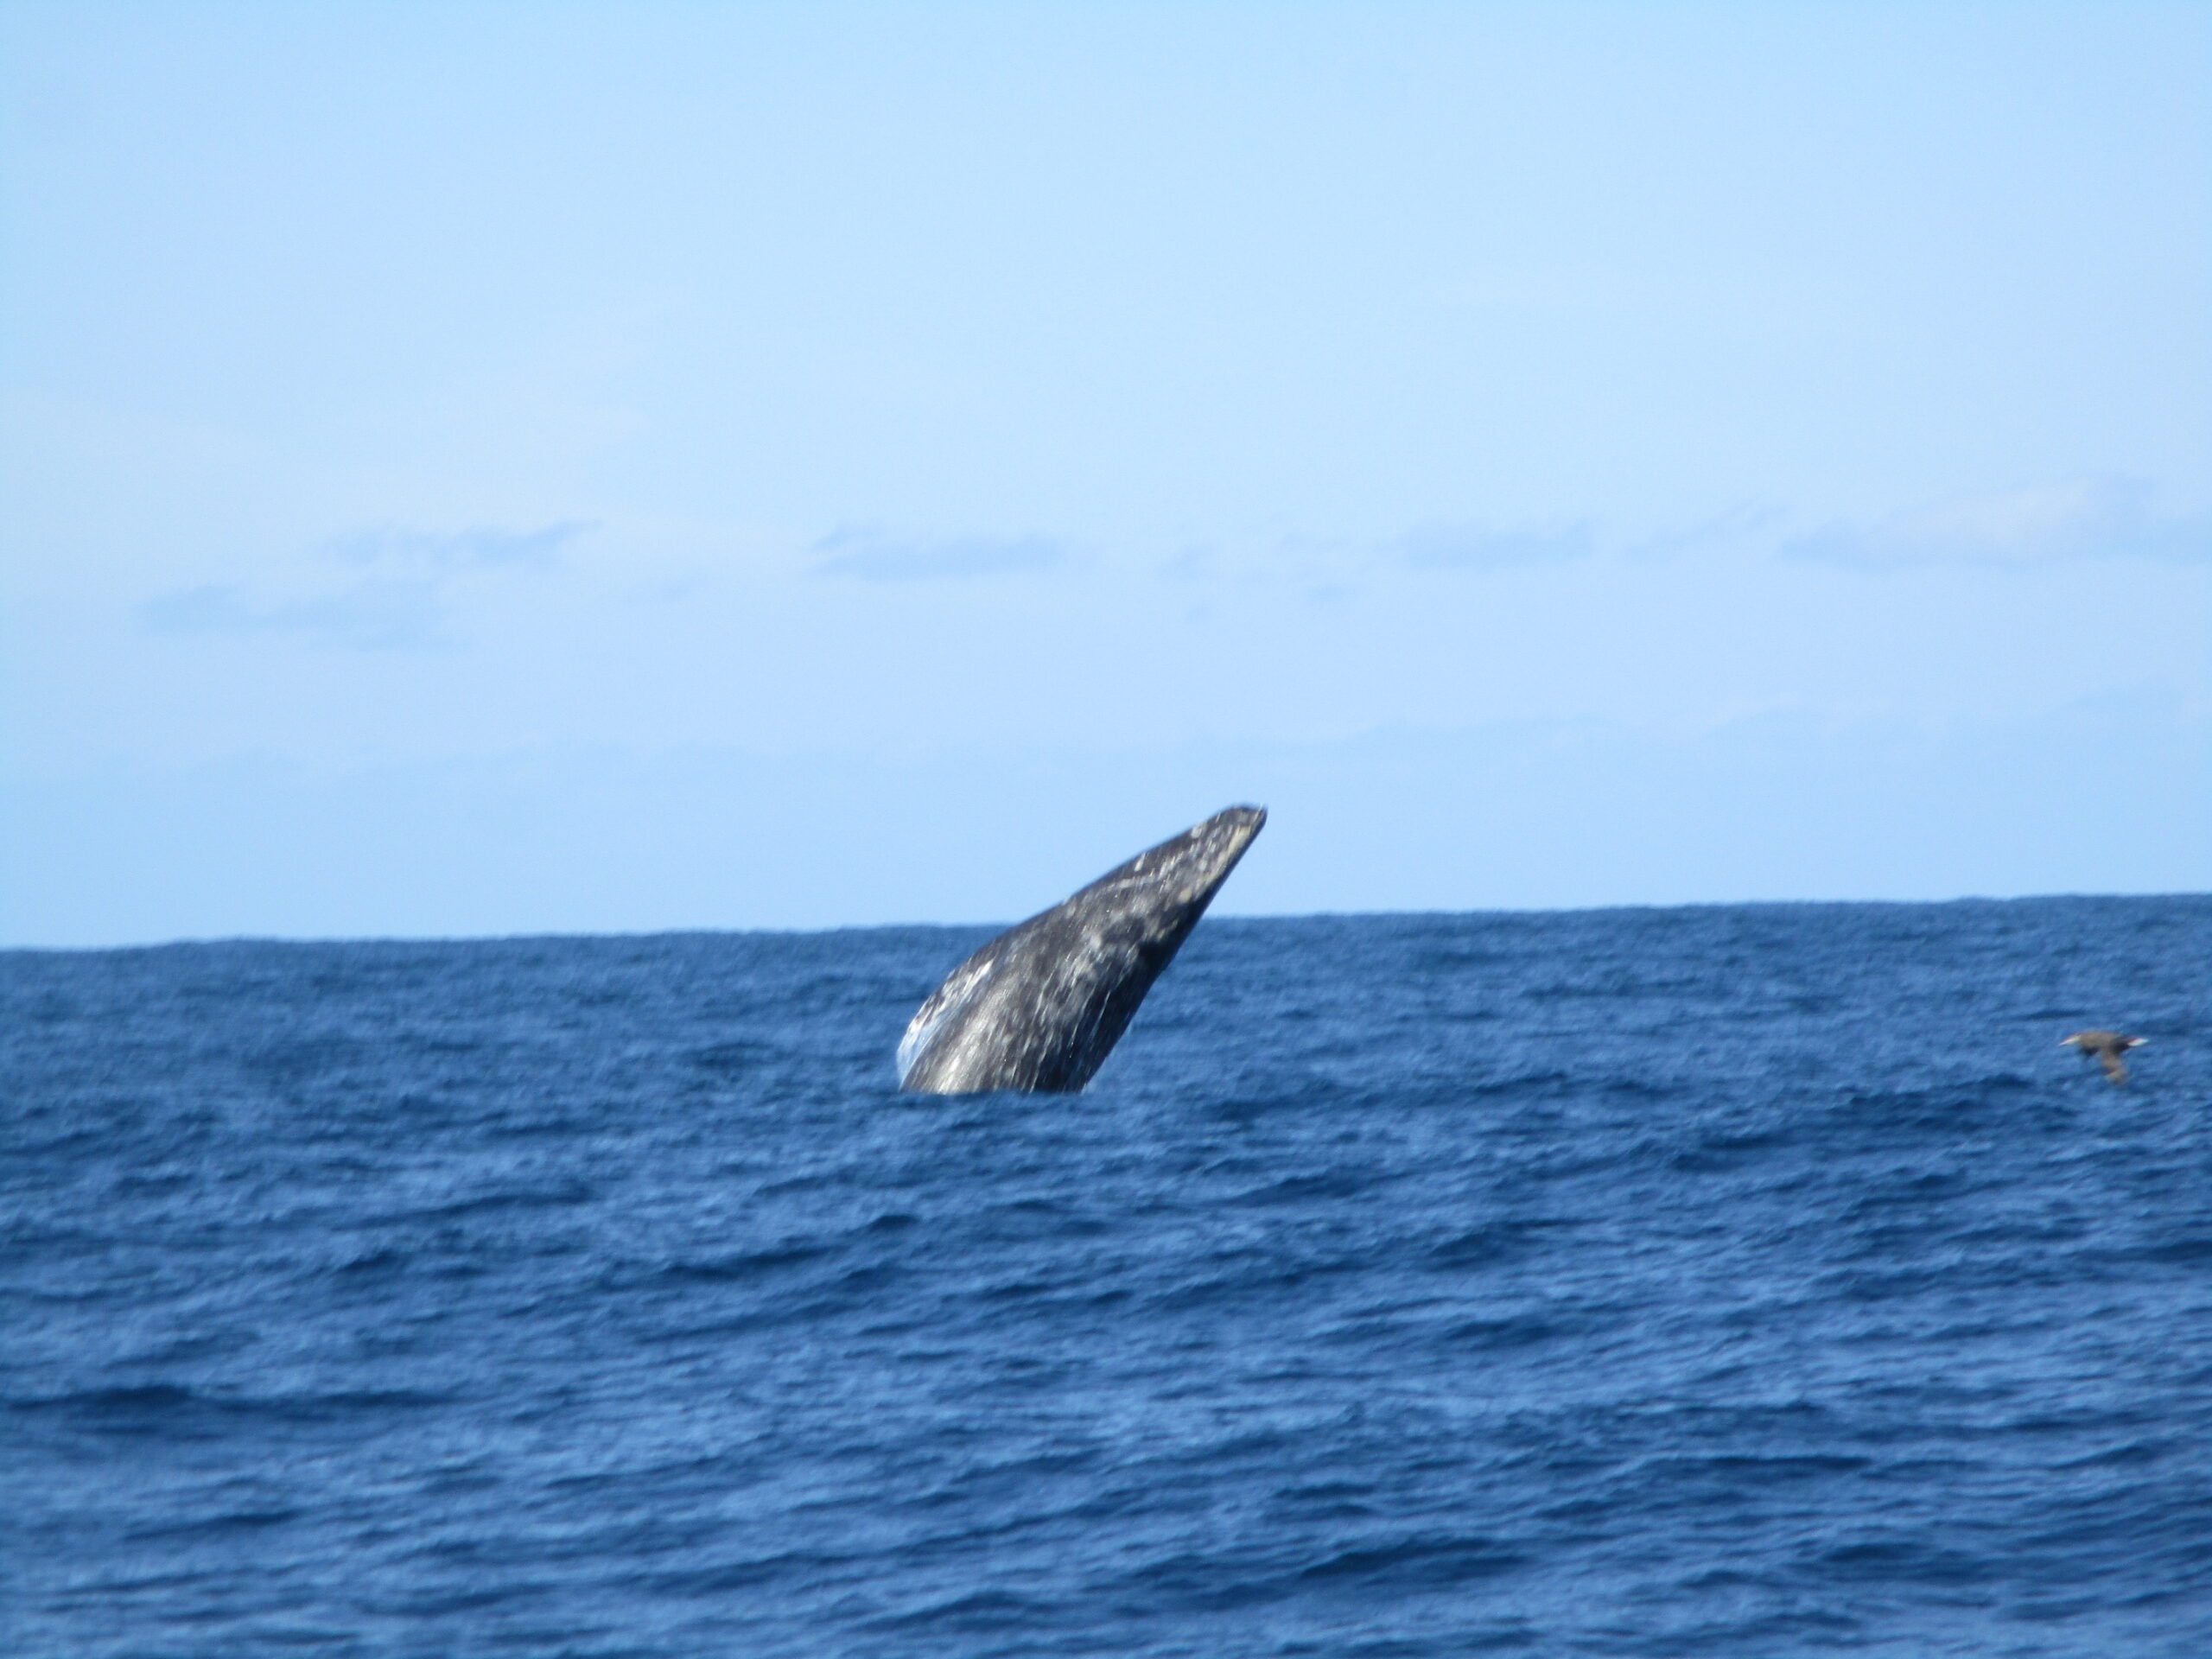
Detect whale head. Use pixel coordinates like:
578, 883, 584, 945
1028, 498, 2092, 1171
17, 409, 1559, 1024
1069, 804, 1267, 940
897, 804, 1266, 1093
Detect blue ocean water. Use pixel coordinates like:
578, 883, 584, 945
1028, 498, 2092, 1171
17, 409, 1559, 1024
3, 898, 2209, 1656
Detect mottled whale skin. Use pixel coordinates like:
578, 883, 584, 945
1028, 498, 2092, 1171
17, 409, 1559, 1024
897, 805, 1266, 1094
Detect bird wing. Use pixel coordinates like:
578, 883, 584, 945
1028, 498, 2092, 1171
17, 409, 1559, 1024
2098, 1048, 2130, 1084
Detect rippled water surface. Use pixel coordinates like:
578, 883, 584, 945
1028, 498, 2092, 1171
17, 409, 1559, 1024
5, 899, 2209, 1656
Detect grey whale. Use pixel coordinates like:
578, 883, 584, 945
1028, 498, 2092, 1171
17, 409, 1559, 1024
897, 805, 1266, 1093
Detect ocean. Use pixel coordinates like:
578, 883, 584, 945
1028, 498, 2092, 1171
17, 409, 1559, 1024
4, 898, 2208, 1656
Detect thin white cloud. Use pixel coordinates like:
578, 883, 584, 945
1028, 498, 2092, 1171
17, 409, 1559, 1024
139, 579, 445, 652
1158, 546, 1217, 582
1629, 502, 1783, 561
1785, 478, 2209, 569
810, 529, 1065, 582
1399, 521, 1596, 571
135, 519, 587, 650
325, 519, 595, 569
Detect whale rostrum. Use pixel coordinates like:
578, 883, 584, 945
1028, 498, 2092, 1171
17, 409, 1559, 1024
897, 805, 1267, 1093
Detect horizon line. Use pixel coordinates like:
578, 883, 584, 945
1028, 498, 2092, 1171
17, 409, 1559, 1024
6, 887, 2204, 957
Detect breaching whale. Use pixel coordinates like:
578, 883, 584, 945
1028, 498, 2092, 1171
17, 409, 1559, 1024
897, 805, 1266, 1093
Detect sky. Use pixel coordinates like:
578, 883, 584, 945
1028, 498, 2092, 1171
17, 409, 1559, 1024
2, 2, 2207, 946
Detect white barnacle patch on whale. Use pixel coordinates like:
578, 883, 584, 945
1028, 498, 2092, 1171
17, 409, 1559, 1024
895, 954, 996, 1083
896, 805, 1266, 1094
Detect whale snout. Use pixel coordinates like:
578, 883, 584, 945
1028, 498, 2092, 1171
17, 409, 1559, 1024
1168, 805, 1266, 906
1202, 804, 1266, 848
1195, 803, 1266, 864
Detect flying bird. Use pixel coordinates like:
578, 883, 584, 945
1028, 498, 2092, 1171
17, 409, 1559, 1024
2062, 1029, 2145, 1084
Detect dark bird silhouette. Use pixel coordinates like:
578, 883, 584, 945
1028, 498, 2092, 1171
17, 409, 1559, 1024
2062, 1029, 2145, 1084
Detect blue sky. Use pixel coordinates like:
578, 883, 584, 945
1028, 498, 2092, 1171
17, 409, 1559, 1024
3, 3, 2206, 945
